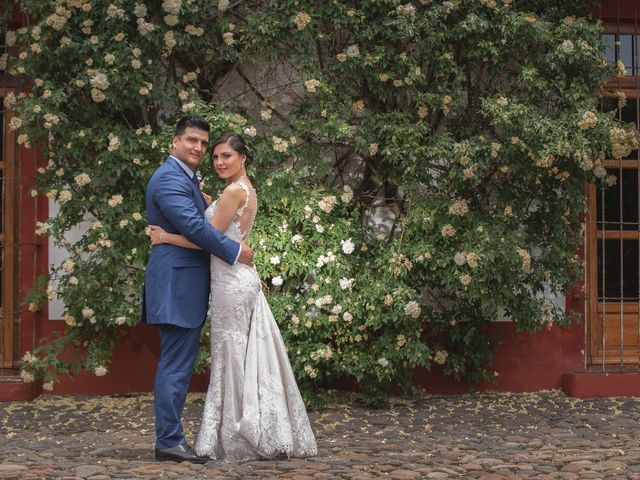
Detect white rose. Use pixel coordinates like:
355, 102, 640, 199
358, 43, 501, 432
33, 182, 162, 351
434, 350, 448, 365
222, 32, 234, 45
90, 72, 109, 90
454, 252, 467, 266
134, 4, 147, 17
58, 190, 72, 204
339, 277, 354, 290
561, 39, 574, 54
404, 301, 421, 318
164, 14, 178, 26
20, 370, 35, 383
108, 194, 123, 207
341, 238, 355, 254
341, 185, 354, 202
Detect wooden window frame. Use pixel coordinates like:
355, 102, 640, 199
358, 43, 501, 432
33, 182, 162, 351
587, 23, 640, 366
1, 87, 18, 370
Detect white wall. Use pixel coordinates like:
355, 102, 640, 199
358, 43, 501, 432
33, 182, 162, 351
47, 199, 91, 320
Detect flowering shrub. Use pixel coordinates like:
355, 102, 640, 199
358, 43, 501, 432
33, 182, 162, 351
4, 0, 636, 406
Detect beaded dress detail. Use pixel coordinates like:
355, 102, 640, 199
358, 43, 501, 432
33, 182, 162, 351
194, 179, 317, 461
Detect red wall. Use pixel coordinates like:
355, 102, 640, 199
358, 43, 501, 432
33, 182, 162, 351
38, 323, 210, 395
415, 321, 584, 394
598, 0, 636, 22
415, 285, 586, 393
3, 2, 615, 400
39, 314, 585, 397
25, 247, 587, 396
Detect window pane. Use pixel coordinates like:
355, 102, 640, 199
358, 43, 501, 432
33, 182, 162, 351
636, 35, 640, 75
621, 98, 638, 159
0, 246, 3, 308
600, 96, 618, 115
0, 171, 3, 236
598, 239, 640, 300
597, 169, 620, 228
619, 34, 634, 75
598, 97, 639, 159
598, 168, 640, 230
603, 33, 616, 67
0, 106, 4, 162
620, 98, 638, 128
622, 168, 639, 229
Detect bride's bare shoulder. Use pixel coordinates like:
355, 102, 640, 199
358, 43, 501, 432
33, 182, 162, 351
222, 182, 245, 194
216, 182, 246, 207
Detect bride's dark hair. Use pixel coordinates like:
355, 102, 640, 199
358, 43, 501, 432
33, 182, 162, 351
211, 132, 253, 167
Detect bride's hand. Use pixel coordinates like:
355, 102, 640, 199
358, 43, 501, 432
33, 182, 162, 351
149, 225, 166, 245
202, 192, 212, 206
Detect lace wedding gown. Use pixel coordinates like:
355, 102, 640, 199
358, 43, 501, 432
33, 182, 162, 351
194, 179, 317, 461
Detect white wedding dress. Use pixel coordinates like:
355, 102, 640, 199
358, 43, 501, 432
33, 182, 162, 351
194, 179, 317, 461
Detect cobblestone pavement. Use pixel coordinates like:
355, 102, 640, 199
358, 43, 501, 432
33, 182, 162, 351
1, 390, 639, 479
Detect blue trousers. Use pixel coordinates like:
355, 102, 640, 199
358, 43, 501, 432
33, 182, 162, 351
154, 323, 201, 449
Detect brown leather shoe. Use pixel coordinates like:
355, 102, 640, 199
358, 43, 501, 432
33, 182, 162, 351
154, 443, 211, 464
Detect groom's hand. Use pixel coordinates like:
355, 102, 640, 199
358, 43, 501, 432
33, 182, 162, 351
238, 240, 254, 266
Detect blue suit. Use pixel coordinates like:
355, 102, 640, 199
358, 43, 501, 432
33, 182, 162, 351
143, 156, 240, 449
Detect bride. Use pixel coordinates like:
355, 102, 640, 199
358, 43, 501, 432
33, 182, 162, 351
149, 132, 317, 461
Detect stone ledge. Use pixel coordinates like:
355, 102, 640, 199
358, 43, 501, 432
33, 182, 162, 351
562, 372, 640, 398
0, 377, 41, 402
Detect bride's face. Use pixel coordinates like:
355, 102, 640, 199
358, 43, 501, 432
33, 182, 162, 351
212, 141, 245, 181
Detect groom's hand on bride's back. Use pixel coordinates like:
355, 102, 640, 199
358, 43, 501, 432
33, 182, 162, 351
238, 240, 254, 266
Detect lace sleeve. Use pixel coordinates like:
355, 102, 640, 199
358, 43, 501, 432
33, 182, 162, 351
235, 182, 250, 217
234, 181, 257, 239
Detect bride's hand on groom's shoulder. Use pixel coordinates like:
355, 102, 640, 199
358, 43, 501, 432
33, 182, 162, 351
202, 192, 212, 206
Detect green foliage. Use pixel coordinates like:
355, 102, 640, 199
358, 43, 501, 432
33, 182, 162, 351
5, 0, 635, 406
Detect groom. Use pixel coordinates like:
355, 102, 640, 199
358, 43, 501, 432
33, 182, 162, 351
142, 116, 253, 463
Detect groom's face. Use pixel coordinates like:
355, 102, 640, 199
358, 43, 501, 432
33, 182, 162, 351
172, 127, 210, 171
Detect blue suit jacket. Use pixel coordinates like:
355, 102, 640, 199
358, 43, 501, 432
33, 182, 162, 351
142, 156, 240, 328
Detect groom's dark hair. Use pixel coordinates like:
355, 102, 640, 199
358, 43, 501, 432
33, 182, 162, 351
174, 116, 210, 137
